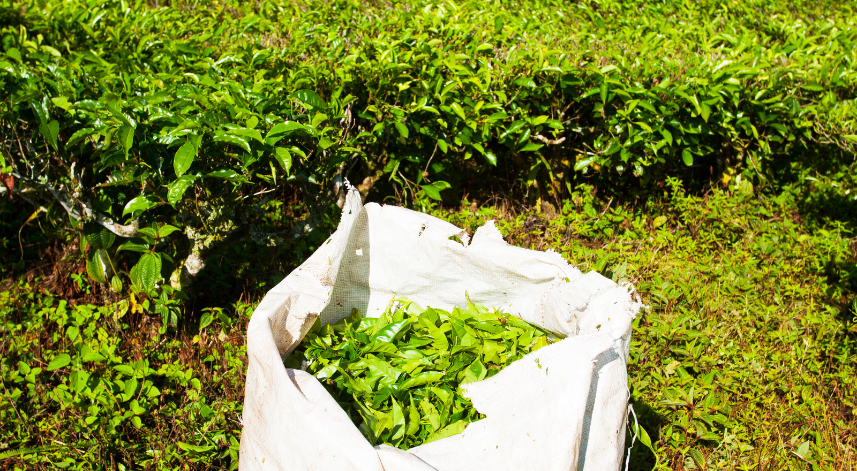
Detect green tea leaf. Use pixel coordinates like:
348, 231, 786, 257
500, 121, 525, 139
167, 175, 198, 206
463, 359, 487, 383
173, 141, 196, 177
123, 195, 160, 216
229, 127, 264, 144
266, 122, 309, 146
401, 371, 444, 389
214, 134, 251, 153
319, 136, 337, 149
66, 127, 98, 147
682, 148, 693, 166
51, 96, 71, 111
311, 113, 329, 129
574, 156, 597, 171
371, 319, 411, 343
483, 151, 497, 166
40, 120, 59, 150
512, 77, 536, 88
5, 47, 21, 62
293, 296, 552, 449
118, 125, 134, 157
292, 89, 326, 109
206, 169, 247, 183
450, 103, 466, 120
390, 400, 406, 445
519, 142, 543, 152
425, 420, 467, 443
407, 401, 420, 436
437, 139, 449, 153
394, 122, 409, 139
273, 147, 292, 175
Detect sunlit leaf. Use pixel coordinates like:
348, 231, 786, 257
47, 354, 71, 371
394, 122, 409, 139
116, 239, 150, 253
266, 122, 310, 146
207, 169, 248, 183
292, 89, 326, 109
123, 195, 160, 216
173, 141, 196, 177
167, 175, 198, 206
118, 125, 134, 157
512, 77, 536, 88
133, 253, 161, 292
213, 134, 251, 153
229, 127, 264, 144
682, 148, 693, 166
421, 184, 442, 200
273, 147, 292, 175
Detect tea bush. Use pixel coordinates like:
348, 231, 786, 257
1, 0, 856, 304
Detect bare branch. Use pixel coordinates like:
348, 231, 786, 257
533, 134, 567, 145
10, 171, 139, 237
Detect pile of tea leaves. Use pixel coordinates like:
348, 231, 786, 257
286, 297, 555, 449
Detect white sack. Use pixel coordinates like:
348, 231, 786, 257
239, 187, 641, 471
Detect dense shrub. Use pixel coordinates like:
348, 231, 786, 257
1, 0, 855, 300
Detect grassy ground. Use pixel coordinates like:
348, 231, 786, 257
443, 178, 857, 469
1, 175, 856, 470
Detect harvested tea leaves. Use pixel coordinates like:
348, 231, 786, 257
287, 297, 555, 449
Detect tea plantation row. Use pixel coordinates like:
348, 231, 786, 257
1, 0, 856, 297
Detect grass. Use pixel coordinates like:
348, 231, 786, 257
1, 174, 856, 470
441, 177, 857, 469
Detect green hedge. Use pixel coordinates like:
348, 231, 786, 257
1, 0, 856, 300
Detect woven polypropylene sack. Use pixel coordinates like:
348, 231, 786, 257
239, 188, 641, 470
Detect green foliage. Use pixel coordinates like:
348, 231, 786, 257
0, 284, 248, 469
2, 0, 856, 311
437, 177, 857, 469
1, 0, 856, 467
289, 297, 554, 449
2, 172, 855, 468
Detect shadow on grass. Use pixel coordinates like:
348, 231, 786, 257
781, 149, 857, 326
797, 184, 857, 235
0, 198, 56, 280
188, 212, 339, 318
625, 399, 662, 471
